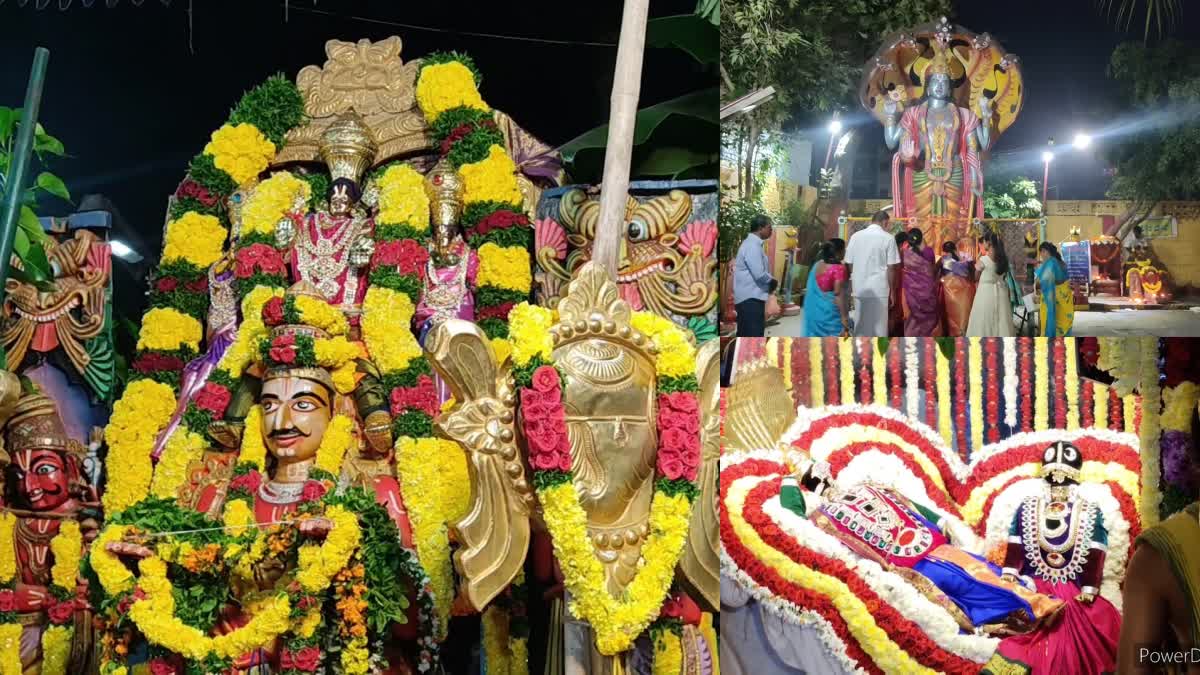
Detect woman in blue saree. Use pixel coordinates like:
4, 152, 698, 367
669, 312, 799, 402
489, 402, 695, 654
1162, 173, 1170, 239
802, 239, 849, 336
1036, 242, 1074, 336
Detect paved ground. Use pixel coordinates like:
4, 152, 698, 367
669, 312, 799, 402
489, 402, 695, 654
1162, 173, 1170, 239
765, 307, 1200, 337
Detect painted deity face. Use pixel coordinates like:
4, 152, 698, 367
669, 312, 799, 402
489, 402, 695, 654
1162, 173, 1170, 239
11, 448, 71, 511
329, 184, 353, 216
260, 377, 333, 464
927, 74, 951, 101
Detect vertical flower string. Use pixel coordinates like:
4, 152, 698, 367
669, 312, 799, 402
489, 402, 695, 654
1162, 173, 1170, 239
1095, 382, 1109, 429
873, 340, 887, 409
859, 338, 873, 405
826, 338, 841, 406
954, 338, 969, 460
890, 340, 903, 410
839, 338, 855, 406
968, 338, 984, 454
809, 338, 824, 407
1053, 339, 1068, 429
1003, 338, 1018, 435
936, 341, 953, 447
904, 338, 920, 420
1082, 379, 1095, 428
1034, 338, 1050, 431
781, 338, 794, 407
1123, 395, 1137, 434
793, 339, 809, 409
1020, 338, 1034, 433
984, 339, 1000, 444
1111, 388, 1124, 432
1065, 337, 1081, 430
924, 339, 937, 429
1139, 337, 1163, 528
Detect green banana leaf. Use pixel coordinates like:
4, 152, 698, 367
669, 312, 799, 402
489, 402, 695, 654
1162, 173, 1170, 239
646, 14, 718, 64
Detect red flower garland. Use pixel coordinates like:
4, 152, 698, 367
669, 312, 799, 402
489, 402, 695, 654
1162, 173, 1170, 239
469, 209, 530, 239
175, 178, 218, 207
954, 339, 968, 459
1110, 387, 1122, 432
860, 337, 873, 406
390, 375, 440, 417
793, 339, 809, 409
1020, 339, 1033, 433
658, 392, 702, 481
986, 339, 1000, 443
234, 243, 287, 279
476, 301, 517, 321
1053, 340, 1068, 429
1133, 398, 1142, 436
825, 338, 840, 406
372, 239, 430, 277
194, 382, 231, 420
889, 340, 902, 410
924, 339, 937, 429
1082, 380, 1095, 428
133, 352, 186, 374
521, 366, 572, 473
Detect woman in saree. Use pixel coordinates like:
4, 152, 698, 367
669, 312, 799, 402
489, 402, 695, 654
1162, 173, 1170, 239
901, 228, 942, 336
939, 240, 975, 337
966, 231, 1015, 336
802, 238, 850, 336
1036, 242, 1074, 336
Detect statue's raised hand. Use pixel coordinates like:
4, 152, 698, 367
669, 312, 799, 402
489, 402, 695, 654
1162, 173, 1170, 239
883, 99, 900, 117
299, 516, 333, 539
978, 94, 992, 119
105, 541, 153, 561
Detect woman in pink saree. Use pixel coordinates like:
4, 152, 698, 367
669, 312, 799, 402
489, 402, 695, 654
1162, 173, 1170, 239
901, 228, 942, 336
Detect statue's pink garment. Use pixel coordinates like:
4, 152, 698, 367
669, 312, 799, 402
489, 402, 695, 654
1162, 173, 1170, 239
997, 579, 1121, 674
289, 213, 374, 308
891, 105, 985, 220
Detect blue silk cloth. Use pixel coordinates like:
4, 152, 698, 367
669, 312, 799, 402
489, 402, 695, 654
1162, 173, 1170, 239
913, 552, 1036, 626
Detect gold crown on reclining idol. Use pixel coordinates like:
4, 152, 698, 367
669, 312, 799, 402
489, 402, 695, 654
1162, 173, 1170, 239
262, 282, 337, 392
320, 110, 378, 185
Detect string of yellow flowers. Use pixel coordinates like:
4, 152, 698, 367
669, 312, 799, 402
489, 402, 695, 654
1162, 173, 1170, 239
810, 338, 825, 407
781, 338, 793, 400
149, 429, 208, 500
137, 307, 204, 353
969, 338, 983, 453
652, 628, 683, 675
699, 614, 720, 675
314, 415, 356, 477
1139, 337, 1163, 528
362, 287, 424, 374
41, 520, 81, 675
873, 340, 887, 409
630, 312, 698, 380
839, 338, 855, 405
92, 526, 134, 595
241, 171, 311, 237
1095, 382, 1109, 429
376, 164, 430, 229
1034, 339, 1049, 431
238, 406, 268, 471
482, 605, 511, 675
1123, 395, 1137, 435
0, 513, 18, 675
103, 379, 178, 513
1161, 382, 1200, 432
295, 505, 361, 593
161, 211, 228, 269
1065, 337, 1080, 430
936, 343, 953, 447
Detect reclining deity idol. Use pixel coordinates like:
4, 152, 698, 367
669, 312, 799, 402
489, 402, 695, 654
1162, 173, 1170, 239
780, 459, 1065, 635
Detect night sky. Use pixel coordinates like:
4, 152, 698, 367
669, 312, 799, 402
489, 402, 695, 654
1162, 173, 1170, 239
0, 0, 708, 256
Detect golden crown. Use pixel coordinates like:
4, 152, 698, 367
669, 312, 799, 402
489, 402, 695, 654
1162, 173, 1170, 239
425, 157, 464, 227
6, 393, 78, 457
320, 110, 378, 185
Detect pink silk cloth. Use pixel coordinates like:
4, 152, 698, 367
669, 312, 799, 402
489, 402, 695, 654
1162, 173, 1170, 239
996, 579, 1121, 674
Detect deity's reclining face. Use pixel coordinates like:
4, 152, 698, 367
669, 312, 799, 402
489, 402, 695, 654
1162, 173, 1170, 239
9, 448, 72, 511
260, 375, 334, 464
329, 179, 360, 216
927, 73, 951, 101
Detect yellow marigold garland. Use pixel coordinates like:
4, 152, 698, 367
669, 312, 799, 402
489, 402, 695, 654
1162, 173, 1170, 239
237, 405, 268, 470
1162, 381, 1200, 432
161, 212, 227, 269
476, 242, 533, 294
150, 429, 208, 500
631, 311, 698, 380
542, 484, 692, 655
0, 513, 15, 582
314, 414, 356, 477
936, 343, 953, 446
873, 342, 887, 409
220, 286, 285, 378
295, 294, 350, 336
376, 164, 431, 229
203, 123, 276, 187
103, 379, 177, 513
41, 625, 72, 675
49, 520, 82, 592
492, 336, 513, 365
1139, 336, 1162, 528
1095, 382, 1110, 429
839, 338, 854, 404
0, 623, 21, 675
342, 635, 371, 675
242, 171, 310, 237
460, 145, 523, 207
92, 526, 134, 595
395, 436, 470, 636
0, 513, 18, 675
509, 303, 556, 367
137, 307, 203, 352
361, 287, 423, 374
295, 505, 360, 593
482, 606, 511, 674
416, 61, 490, 121
652, 629, 683, 675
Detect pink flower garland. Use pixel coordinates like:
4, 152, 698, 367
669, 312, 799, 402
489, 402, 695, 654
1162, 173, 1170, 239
954, 339, 968, 459
985, 340, 1000, 443
521, 366, 573, 473
1020, 338, 1033, 433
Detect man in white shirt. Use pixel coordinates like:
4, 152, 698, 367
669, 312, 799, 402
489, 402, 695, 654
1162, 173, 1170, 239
844, 210, 900, 336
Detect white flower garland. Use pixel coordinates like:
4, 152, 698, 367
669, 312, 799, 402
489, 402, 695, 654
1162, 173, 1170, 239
905, 338, 920, 419
1003, 339, 1018, 429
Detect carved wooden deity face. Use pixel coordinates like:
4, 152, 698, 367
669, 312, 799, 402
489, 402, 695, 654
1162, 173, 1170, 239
10, 448, 72, 511
260, 376, 333, 466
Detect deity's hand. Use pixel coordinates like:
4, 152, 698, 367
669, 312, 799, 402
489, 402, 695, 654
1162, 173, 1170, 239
1076, 591, 1097, 604
105, 541, 153, 561
978, 95, 992, 119
883, 99, 900, 118
1000, 573, 1019, 586
14, 583, 50, 611
299, 517, 333, 540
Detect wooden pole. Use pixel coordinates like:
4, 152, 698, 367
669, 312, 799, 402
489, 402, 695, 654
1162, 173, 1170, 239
0, 47, 50, 301
592, 0, 649, 280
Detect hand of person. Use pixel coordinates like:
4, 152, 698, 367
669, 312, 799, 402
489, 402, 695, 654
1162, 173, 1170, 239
299, 517, 333, 540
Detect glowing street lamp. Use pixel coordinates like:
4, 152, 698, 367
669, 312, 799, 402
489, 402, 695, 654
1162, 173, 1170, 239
1042, 150, 1055, 163
824, 113, 844, 169
828, 118, 843, 134
1073, 132, 1092, 150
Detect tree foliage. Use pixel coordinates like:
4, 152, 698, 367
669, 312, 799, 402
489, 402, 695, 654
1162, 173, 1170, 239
984, 177, 1042, 219
1096, 0, 1183, 43
0, 107, 70, 289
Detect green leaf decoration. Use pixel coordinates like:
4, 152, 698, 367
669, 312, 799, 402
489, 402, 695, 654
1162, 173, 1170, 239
876, 337, 892, 356
36, 171, 70, 203
647, 15, 719, 64
687, 317, 718, 343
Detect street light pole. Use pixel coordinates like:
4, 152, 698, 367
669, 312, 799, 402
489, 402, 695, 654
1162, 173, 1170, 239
0, 47, 50, 302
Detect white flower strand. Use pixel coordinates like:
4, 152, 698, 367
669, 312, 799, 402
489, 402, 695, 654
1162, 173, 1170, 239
1004, 339, 1019, 429
905, 338, 921, 419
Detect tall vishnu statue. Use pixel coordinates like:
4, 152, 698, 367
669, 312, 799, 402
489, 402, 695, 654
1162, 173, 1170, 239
862, 17, 1024, 250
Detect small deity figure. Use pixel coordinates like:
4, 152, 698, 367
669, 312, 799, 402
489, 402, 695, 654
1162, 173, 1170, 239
884, 45, 992, 249
415, 158, 478, 341
780, 459, 1064, 634
995, 441, 1122, 674
275, 111, 379, 326
1121, 224, 1172, 302
1, 386, 99, 673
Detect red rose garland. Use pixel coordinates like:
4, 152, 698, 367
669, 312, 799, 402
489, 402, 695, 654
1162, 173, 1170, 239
1020, 338, 1033, 433
954, 339, 968, 459
985, 339, 1000, 443
793, 339, 809, 409
860, 338, 873, 406
1053, 340, 1068, 429
924, 339, 937, 429
825, 338, 840, 406
1082, 380, 1095, 428
521, 366, 573, 473
1110, 387, 1122, 432
390, 374, 440, 418
889, 341, 903, 410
